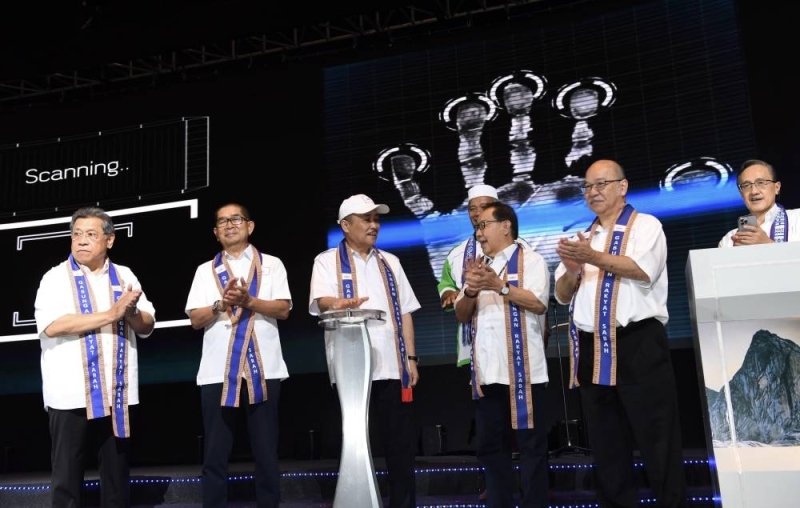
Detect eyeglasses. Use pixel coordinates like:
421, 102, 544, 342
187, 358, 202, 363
474, 220, 501, 231
215, 215, 249, 227
71, 230, 104, 242
737, 179, 775, 192
579, 179, 623, 193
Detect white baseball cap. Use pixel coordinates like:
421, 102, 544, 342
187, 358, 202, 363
338, 194, 390, 223
467, 184, 499, 200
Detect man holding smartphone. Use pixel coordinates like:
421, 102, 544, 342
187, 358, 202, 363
719, 159, 800, 247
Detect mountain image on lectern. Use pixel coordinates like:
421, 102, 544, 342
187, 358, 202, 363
707, 329, 800, 447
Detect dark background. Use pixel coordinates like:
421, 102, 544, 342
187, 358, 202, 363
0, 0, 796, 473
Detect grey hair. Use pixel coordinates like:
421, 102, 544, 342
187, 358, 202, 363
70, 206, 115, 235
738, 159, 776, 181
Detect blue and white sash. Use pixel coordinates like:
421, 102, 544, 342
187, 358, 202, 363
469, 245, 534, 429
568, 204, 637, 388
457, 237, 478, 366
770, 204, 788, 243
68, 255, 130, 438
215, 247, 267, 407
337, 240, 414, 402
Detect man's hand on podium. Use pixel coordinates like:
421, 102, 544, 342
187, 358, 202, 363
330, 296, 370, 311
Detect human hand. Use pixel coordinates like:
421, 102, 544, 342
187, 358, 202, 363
440, 289, 458, 309
732, 225, 771, 246
330, 296, 370, 311
115, 284, 142, 320
222, 277, 252, 309
463, 257, 500, 293
555, 232, 595, 269
407, 360, 419, 387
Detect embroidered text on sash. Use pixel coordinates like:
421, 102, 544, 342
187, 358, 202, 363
215, 247, 267, 407
568, 204, 637, 388
336, 240, 414, 402
68, 255, 131, 438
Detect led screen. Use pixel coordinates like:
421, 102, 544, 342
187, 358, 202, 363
0, 0, 759, 396
322, 0, 755, 355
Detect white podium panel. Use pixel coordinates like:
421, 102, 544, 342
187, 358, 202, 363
686, 243, 800, 508
319, 308, 385, 508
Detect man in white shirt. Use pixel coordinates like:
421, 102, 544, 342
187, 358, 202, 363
34, 206, 156, 508
185, 203, 292, 508
718, 159, 800, 247
309, 194, 420, 508
454, 201, 551, 508
554, 159, 686, 508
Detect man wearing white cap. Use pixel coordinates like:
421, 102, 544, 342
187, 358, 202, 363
309, 193, 420, 508
438, 184, 499, 366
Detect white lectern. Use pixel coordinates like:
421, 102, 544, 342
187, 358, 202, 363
318, 308, 385, 508
686, 242, 800, 508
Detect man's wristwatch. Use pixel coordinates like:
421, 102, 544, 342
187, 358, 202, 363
407, 355, 419, 365
499, 282, 510, 296
211, 300, 223, 314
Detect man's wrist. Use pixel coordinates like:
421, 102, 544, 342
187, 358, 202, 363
407, 355, 419, 365
499, 282, 510, 296
464, 288, 478, 298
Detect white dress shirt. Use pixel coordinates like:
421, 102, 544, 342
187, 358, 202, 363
455, 242, 550, 385
718, 204, 800, 247
309, 245, 420, 383
554, 212, 669, 332
185, 245, 292, 385
35, 258, 156, 411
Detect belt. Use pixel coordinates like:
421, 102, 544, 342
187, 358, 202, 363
577, 317, 658, 338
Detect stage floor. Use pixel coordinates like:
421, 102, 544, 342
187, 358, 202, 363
0, 450, 716, 507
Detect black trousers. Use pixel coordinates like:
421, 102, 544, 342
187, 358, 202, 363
200, 379, 281, 508
49, 407, 131, 508
369, 379, 417, 508
475, 383, 550, 508
578, 318, 687, 508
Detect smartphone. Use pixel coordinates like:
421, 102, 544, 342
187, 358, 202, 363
737, 214, 757, 233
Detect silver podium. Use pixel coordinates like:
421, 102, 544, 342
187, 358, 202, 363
318, 308, 386, 508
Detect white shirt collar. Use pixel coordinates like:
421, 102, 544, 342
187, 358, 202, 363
764, 203, 781, 224
224, 244, 253, 261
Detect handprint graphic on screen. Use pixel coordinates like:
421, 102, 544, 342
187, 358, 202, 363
373, 72, 618, 278
552, 78, 618, 169
371, 71, 739, 284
